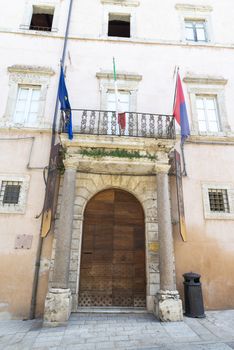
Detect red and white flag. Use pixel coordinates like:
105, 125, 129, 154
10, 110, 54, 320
113, 58, 126, 130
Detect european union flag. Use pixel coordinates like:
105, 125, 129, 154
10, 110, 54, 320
58, 66, 73, 140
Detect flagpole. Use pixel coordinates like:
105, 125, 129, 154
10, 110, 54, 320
29, 0, 74, 321
173, 66, 179, 108
113, 57, 121, 135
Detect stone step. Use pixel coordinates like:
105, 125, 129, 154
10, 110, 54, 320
75, 307, 148, 314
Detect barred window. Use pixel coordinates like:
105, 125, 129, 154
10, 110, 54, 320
0, 181, 22, 205
208, 189, 230, 213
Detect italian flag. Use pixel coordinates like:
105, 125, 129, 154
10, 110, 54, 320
113, 57, 126, 130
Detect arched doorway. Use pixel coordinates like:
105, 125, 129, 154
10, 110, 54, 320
79, 189, 146, 307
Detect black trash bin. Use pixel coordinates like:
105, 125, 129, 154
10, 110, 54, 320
183, 272, 205, 318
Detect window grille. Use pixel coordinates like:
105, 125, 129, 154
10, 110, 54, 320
0, 181, 22, 205
208, 189, 230, 213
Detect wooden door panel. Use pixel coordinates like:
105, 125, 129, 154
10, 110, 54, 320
79, 189, 146, 307
83, 264, 113, 277
113, 264, 133, 277
113, 226, 134, 250
113, 251, 134, 264
112, 278, 133, 290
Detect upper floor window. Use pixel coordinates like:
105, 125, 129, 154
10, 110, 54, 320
176, 4, 213, 43
29, 6, 54, 31
184, 74, 230, 136
108, 13, 130, 37
2, 65, 54, 129
14, 86, 41, 125
196, 96, 220, 133
185, 20, 207, 42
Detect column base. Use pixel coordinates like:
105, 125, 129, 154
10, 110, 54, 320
43, 288, 72, 326
154, 290, 183, 322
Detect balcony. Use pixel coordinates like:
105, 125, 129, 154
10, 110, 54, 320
59, 109, 176, 176
60, 109, 175, 139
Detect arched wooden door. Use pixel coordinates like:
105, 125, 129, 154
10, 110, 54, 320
79, 189, 146, 307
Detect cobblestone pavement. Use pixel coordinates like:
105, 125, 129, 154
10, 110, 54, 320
0, 310, 234, 350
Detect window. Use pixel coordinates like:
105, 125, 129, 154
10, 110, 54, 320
208, 189, 230, 213
30, 6, 54, 31
196, 96, 220, 133
0, 181, 22, 206
184, 75, 230, 136
0, 175, 30, 214
185, 20, 207, 42
3, 65, 54, 129
176, 4, 213, 43
108, 14, 130, 37
14, 86, 41, 125
202, 183, 234, 220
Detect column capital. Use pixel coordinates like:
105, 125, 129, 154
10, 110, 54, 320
64, 158, 77, 171
156, 164, 171, 174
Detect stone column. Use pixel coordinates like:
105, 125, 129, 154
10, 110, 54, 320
155, 166, 183, 322
44, 161, 77, 326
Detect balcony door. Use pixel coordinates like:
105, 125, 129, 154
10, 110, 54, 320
79, 189, 146, 307
106, 91, 130, 134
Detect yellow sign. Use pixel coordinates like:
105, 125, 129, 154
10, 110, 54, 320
41, 209, 52, 238
149, 242, 159, 252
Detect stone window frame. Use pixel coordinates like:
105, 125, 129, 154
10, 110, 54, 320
202, 182, 234, 220
101, 1, 138, 38
183, 75, 230, 136
96, 71, 142, 111
175, 3, 213, 43
2, 65, 54, 129
19, 0, 60, 33
0, 174, 30, 214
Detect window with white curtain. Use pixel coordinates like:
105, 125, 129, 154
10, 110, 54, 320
13, 86, 41, 125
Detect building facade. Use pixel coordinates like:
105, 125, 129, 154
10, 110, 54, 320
0, 0, 234, 322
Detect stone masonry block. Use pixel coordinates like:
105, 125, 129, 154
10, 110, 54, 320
69, 271, 77, 282
71, 239, 80, 250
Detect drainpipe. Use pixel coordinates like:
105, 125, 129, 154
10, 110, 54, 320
29, 0, 74, 320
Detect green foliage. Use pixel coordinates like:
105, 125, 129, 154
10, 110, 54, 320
79, 148, 156, 160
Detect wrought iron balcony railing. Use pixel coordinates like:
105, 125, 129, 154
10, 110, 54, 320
60, 109, 175, 139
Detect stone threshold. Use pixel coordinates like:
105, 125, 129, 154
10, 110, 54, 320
76, 307, 148, 314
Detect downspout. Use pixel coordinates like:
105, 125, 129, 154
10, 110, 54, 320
29, 0, 74, 320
